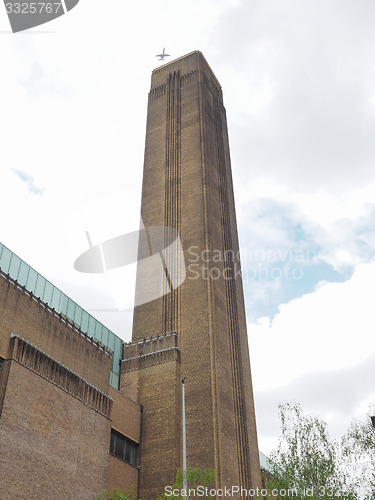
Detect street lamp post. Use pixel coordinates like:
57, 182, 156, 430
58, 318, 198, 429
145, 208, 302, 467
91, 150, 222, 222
182, 377, 187, 498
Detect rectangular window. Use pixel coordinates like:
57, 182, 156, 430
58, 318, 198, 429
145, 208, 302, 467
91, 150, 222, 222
109, 429, 137, 466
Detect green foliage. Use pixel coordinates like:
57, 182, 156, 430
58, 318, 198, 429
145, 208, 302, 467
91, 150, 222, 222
96, 487, 137, 500
97, 467, 215, 500
157, 466, 216, 500
266, 402, 375, 500
341, 417, 375, 497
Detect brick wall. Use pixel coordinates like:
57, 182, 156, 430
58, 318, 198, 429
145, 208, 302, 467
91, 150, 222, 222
108, 455, 139, 494
0, 272, 111, 393
0, 336, 111, 499
121, 334, 181, 499
107, 387, 141, 493
109, 386, 141, 443
131, 51, 262, 497
0, 272, 145, 498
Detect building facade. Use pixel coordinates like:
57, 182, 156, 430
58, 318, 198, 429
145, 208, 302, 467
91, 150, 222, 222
0, 245, 141, 499
122, 51, 262, 499
0, 52, 266, 499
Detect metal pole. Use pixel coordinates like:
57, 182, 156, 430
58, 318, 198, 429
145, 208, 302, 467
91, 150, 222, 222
182, 377, 187, 497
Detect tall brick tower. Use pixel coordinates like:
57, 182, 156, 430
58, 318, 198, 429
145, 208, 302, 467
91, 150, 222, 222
121, 51, 261, 498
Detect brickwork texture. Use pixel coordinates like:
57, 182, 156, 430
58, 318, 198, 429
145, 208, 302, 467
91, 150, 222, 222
128, 51, 262, 499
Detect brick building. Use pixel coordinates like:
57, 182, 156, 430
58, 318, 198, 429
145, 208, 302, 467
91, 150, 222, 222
0, 52, 270, 499
0, 245, 141, 499
126, 51, 262, 499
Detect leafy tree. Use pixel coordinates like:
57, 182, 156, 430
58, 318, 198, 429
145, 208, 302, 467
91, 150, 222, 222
157, 466, 216, 500
341, 416, 375, 499
266, 402, 375, 499
97, 467, 215, 500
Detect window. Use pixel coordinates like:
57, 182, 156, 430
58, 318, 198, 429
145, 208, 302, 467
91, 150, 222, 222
110, 430, 137, 466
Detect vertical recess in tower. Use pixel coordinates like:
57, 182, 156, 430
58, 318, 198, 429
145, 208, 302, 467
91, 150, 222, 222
163, 70, 182, 335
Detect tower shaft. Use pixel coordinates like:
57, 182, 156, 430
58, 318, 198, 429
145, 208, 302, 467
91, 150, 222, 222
123, 51, 261, 499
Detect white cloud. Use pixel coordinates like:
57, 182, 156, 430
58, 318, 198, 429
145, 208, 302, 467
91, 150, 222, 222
249, 261, 375, 392
254, 352, 375, 454
215, 0, 375, 192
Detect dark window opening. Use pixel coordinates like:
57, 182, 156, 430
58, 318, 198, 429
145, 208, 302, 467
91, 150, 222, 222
110, 429, 137, 466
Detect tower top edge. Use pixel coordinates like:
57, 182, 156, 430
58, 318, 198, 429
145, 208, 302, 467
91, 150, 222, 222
152, 50, 222, 88
152, 50, 200, 72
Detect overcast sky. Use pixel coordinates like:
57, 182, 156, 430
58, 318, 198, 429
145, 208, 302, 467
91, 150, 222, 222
1, 0, 375, 456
